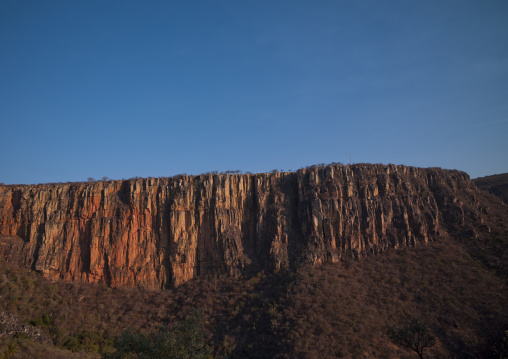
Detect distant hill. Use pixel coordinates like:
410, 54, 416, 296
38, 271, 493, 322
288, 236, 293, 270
473, 173, 508, 205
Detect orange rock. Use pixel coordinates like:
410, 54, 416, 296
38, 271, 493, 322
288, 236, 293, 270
0, 165, 480, 288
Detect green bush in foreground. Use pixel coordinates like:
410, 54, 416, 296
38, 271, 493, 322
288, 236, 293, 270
104, 309, 211, 359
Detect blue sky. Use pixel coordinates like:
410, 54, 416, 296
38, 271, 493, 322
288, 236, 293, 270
1, 0, 507, 184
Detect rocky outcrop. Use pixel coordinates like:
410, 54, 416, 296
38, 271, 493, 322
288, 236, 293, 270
0, 311, 53, 344
0, 164, 483, 288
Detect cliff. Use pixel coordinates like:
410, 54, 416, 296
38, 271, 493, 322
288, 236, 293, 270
0, 164, 485, 288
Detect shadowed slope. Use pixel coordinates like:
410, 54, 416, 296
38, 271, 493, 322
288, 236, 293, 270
474, 173, 508, 205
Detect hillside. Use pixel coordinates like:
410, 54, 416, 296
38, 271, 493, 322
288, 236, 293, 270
474, 173, 508, 205
0, 241, 506, 358
0, 163, 507, 358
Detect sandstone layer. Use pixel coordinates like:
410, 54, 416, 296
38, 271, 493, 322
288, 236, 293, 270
0, 164, 483, 288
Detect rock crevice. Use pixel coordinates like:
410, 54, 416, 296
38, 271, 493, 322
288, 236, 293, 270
0, 164, 480, 288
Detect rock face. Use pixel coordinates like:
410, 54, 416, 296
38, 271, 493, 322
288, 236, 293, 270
0, 164, 482, 288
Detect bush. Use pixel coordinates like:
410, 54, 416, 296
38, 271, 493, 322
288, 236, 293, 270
105, 309, 211, 359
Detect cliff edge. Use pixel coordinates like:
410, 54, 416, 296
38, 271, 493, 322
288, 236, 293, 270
0, 164, 488, 288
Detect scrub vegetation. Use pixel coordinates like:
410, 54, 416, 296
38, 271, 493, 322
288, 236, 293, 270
1, 172, 507, 358
0, 240, 507, 358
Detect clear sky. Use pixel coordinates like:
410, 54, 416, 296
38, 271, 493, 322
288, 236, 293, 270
1, 1, 507, 184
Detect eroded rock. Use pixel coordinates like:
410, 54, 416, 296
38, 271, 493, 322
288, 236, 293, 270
0, 164, 481, 288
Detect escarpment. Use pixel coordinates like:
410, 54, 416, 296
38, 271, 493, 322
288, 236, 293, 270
0, 164, 487, 288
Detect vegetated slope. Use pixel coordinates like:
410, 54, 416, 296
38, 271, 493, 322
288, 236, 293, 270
278, 242, 507, 359
474, 173, 508, 205
0, 164, 486, 289
1, 164, 507, 358
0, 259, 291, 358
0, 240, 506, 359
1, 182, 507, 359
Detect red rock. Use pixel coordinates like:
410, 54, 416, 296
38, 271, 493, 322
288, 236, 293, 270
0, 164, 480, 288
